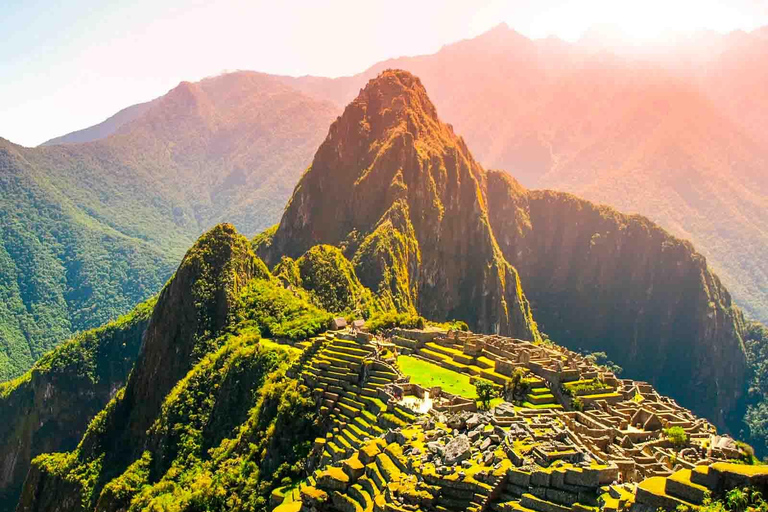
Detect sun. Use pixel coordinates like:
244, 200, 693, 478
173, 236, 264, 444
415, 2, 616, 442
500, 0, 757, 44
599, 0, 691, 43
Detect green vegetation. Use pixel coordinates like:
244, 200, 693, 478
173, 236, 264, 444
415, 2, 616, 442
563, 378, 613, 397
584, 352, 623, 376
0, 149, 175, 381
664, 426, 689, 449
744, 321, 768, 458
682, 486, 768, 512
0, 297, 155, 511
11, 223, 340, 512
30, 329, 319, 512
397, 355, 476, 398
252, 225, 278, 255
351, 200, 421, 313
1, 297, 155, 398
296, 245, 374, 314
475, 378, 498, 410
365, 310, 425, 333
237, 278, 332, 341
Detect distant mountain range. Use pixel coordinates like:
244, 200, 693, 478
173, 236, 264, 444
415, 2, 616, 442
273, 24, 768, 325
41, 24, 768, 327
0, 72, 337, 380
2, 23, 766, 382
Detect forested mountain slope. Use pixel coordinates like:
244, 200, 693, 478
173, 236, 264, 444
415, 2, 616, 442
0, 298, 154, 512
0, 72, 337, 379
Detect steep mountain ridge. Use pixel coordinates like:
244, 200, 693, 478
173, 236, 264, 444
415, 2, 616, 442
94, 223, 264, 457
0, 298, 154, 512
485, 171, 747, 428
275, 25, 768, 324
14, 224, 327, 512
265, 70, 747, 432
264, 71, 538, 340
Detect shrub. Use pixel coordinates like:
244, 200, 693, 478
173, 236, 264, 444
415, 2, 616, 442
365, 311, 425, 333
475, 379, 498, 410
664, 426, 689, 449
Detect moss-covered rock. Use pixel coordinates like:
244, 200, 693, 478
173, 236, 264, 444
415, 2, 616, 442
296, 245, 373, 314
0, 298, 154, 512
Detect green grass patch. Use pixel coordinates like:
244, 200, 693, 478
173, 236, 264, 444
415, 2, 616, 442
397, 355, 476, 398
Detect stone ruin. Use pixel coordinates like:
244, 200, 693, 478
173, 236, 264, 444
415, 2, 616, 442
272, 326, 764, 512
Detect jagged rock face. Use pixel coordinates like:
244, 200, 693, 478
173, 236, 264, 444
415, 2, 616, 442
112, 223, 264, 447
485, 170, 748, 430
266, 70, 537, 339
0, 303, 151, 512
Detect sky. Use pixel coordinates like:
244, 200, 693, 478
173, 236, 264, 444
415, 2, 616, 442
1, 0, 767, 147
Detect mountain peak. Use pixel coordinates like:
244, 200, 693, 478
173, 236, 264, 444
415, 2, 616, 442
342, 69, 441, 140
264, 70, 538, 340
312, 69, 468, 182
358, 69, 431, 106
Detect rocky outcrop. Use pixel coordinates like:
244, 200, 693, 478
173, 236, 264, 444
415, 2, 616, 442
0, 299, 152, 512
114, 223, 264, 445
264, 70, 538, 340
485, 170, 748, 431
15, 223, 264, 512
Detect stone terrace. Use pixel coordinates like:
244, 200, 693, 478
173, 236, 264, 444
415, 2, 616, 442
272, 327, 763, 512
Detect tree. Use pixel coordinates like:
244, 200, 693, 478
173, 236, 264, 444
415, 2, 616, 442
505, 367, 526, 400
586, 351, 623, 376
475, 379, 497, 410
664, 426, 689, 450
726, 488, 749, 512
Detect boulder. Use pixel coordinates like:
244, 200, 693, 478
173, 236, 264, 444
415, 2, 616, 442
444, 434, 472, 465
466, 414, 481, 429
427, 442, 445, 456
447, 413, 467, 430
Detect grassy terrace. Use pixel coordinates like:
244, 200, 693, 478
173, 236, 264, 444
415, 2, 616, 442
397, 355, 477, 398
520, 401, 563, 410
259, 338, 302, 354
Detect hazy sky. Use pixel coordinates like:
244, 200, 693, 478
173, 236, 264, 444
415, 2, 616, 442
2, 0, 767, 147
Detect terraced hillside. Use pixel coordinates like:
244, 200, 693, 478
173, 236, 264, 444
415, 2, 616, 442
273, 326, 768, 512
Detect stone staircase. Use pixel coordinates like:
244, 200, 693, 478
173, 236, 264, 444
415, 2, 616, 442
299, 335, 412, 468
523, 379, 561, 410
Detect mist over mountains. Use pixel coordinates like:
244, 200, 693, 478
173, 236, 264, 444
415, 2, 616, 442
41, 24, 768, 329
1, 23, 766, 382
